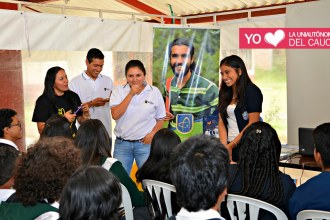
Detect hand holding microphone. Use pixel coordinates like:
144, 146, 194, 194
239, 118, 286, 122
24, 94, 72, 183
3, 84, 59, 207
74, 105, 83, 114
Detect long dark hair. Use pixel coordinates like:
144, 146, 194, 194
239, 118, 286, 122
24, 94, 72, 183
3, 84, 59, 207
59, 166, 122, 220
75, 119, 112, 165
218, 55, 252, 120
233, 122, 283, 205
43, 66, 64, 105
136, 128, 181, 184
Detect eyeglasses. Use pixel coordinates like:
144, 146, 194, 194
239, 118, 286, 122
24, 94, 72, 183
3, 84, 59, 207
9, 121, 22, 129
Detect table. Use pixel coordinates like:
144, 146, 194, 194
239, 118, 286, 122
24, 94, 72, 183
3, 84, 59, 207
279, 154, 321, 171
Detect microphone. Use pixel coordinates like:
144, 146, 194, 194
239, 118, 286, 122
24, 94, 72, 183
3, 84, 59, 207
74, 105, 83, 114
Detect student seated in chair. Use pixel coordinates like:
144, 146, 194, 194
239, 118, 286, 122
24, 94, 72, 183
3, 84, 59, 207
0, 145, 19, 202
59, 166, 122, 220
0, 108, 23, 152
40, 115, 73, 139
75, 119, 151, 220
0, 137, 81, 220
289, 122, 330, 220
223, 122, 296, 219
170, 134, 229, 220
136, 128, 182, 219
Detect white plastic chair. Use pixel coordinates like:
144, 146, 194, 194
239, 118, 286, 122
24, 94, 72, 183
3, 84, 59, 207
142, 179, 176, 218
297, 210, 330, 220
120, 183, 134, 220
226, 194, 288, 220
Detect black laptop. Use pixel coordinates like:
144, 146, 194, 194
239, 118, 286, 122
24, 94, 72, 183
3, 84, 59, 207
298, 127, 315, 156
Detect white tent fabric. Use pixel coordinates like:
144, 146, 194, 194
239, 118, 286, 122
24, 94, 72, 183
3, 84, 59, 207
0, 9, 285, 52
0, 10, 154, 52
0, 10, 26, 49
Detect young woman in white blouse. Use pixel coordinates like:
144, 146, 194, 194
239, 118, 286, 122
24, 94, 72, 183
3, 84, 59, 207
110, 60, 166, 174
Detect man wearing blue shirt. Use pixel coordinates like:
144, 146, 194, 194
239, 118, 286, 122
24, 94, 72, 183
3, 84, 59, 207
289, 123, 330, 220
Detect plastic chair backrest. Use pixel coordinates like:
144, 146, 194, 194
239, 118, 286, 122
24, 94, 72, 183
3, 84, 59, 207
142, 179, 176, 218
297, 210, 330, 220
226, 194, 288, 220
120, 183, 134, 220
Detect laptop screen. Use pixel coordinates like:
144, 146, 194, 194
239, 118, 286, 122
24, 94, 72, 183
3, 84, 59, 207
298, 127, 315, 156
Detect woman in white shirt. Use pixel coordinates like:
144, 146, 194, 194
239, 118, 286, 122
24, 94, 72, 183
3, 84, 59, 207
110, 60, 166, 174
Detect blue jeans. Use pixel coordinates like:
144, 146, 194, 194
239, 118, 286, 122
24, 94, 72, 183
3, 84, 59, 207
113, 138, 151, 175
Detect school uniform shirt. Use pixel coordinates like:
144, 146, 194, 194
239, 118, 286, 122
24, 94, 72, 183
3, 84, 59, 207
69, 71, 114, 137
289, 171, 330, 220
110, 84, 166, 140
0, 189, 15, 202
0, 139, 19, 151
220, 83, 263, 161
0, 202, 58, 220
101, 157, 145, 207
174, 208, 225, 220
220, 83, 263, 133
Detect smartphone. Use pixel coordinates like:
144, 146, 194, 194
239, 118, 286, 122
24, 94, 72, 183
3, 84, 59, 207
104, 91, 111, 102
74, 105, 83, 114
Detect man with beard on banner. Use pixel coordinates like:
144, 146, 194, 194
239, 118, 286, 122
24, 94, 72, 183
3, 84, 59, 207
164, 38, 219, 140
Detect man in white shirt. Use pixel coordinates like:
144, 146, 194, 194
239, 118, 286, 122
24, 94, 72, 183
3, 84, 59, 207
0, 108, 22, 152
69, 48, 114, 138
170, 134, 229, 220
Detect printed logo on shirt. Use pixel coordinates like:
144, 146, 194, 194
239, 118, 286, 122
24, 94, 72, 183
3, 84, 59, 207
58, 108, 65, 116
242, 111, 248, 120
176, 114, 194, 134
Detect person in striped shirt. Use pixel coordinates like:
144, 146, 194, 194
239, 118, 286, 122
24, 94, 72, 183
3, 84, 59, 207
164, 38, 219, 137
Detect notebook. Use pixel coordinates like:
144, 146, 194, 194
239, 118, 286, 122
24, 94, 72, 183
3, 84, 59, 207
298, 127, 315, 156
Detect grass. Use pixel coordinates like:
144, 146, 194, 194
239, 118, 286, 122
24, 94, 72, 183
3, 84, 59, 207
254, 51, 288, 143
